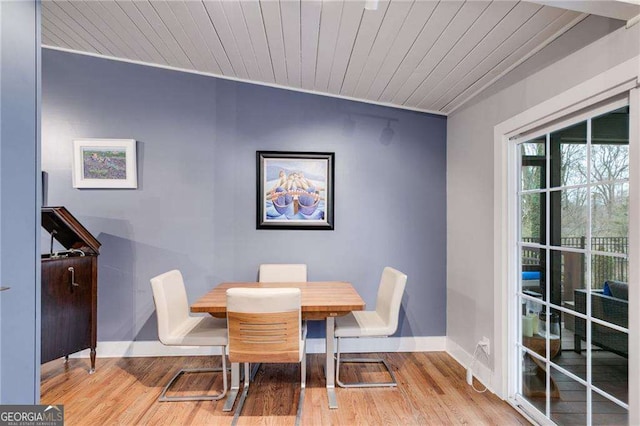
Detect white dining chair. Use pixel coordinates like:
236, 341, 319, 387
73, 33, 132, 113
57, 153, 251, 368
258, 263, 307, 282
226, 287, 306, 426
334, 266, 407, 388
150, 270, 228, 401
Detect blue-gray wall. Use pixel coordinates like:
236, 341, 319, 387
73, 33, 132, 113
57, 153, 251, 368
1, 0, 41, 403
42, 49, 446, 341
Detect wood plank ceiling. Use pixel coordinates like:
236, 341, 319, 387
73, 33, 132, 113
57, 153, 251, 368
41, 0, 590, 115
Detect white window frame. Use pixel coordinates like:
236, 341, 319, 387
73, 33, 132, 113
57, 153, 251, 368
493, 56, 640, 424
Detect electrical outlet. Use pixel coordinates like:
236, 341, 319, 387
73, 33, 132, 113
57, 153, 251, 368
479, 337, 490, 356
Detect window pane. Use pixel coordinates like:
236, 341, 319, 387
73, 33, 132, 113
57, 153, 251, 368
519, 247, 544, 293
591, 144, 629, 183
522, 166, 544, 191
521, 246, 544, 294
549, 187, 588, 247
521, 193, 545, 242
547, 250, 586, 304
591, 183, 628, 254
591, 107, 629, 184
551, 121, 587, 188
521, 139, 546, 156
521, 139, 546, 191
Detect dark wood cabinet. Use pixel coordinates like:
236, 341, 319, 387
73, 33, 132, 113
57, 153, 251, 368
41, 207, 100, 372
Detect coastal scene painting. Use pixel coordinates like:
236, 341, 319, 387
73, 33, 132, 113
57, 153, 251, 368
257, 152, 334, 230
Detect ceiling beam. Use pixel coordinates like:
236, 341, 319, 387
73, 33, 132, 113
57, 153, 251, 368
526, 0, 640, 24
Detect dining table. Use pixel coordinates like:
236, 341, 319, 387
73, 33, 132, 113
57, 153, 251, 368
190, 281, 365, 410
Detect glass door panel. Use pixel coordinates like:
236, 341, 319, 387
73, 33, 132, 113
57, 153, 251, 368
515, 104, 629, 424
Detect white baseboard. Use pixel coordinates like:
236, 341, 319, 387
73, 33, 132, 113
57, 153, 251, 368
68, 336, 447, 359
66, 337, 501, 400
446, 338, 495, 394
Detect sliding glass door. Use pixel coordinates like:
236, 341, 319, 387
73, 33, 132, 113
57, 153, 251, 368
514, 101, 630, 424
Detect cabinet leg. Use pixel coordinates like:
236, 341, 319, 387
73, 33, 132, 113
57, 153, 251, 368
64, 355, 69, 363
89, 348, 96, 374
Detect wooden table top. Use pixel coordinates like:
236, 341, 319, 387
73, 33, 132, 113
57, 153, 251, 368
191, 281, 365, 320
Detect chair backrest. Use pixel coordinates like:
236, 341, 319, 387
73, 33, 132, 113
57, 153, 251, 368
259, 264, 307, 283
375, 267, 407, 335
226, 287, 302, 363
150, 270, 190, 344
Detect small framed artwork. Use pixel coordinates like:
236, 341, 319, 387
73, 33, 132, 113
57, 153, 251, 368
72, 139, 138, 189
257, 151, 334, 230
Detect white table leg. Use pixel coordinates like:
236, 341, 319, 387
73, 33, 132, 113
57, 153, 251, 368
326, 316, 338, 409
223, 362, 240, 412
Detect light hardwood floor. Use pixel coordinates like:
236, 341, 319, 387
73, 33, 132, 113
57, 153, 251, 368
41, 352, 527, 425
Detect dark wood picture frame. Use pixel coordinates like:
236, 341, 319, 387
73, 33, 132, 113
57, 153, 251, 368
257, 151, 334, 230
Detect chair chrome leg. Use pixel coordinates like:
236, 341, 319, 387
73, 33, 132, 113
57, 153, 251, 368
295, 386, 305, 426
231, 363, 251, 426
223, 362, 240, 412
250, 363, 261, 381
159, 349, 228, 402
295, 338, 307, 426
335, 338, 397, 388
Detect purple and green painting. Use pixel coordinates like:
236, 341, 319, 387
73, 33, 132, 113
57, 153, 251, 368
82, 147, 127, 180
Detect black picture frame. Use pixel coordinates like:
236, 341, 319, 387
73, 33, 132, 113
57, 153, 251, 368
257, 151, 334, 230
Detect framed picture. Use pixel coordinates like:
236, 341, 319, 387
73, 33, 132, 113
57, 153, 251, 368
257, 151, 334, 230
72, 139, 138, 189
